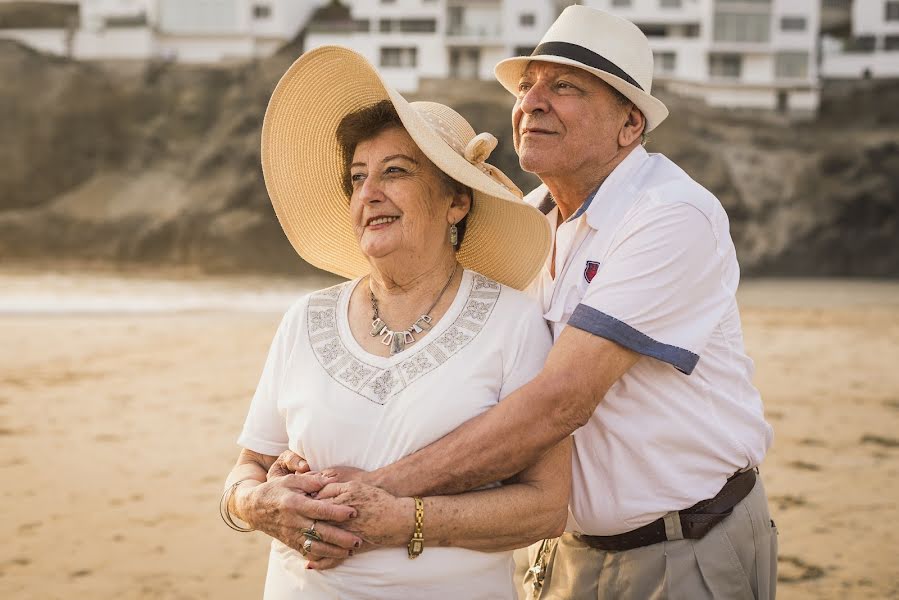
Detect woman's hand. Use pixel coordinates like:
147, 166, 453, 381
234, 472, 363, 558
268, 450, 367, 484
315, 481, 414, 547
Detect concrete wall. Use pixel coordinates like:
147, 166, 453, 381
0, 28, 70, 55
854, 0, 899, 35
821, 50, 899, 77
76, 27, 155, 60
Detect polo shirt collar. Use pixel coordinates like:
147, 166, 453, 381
584, 145, 649, 230
534, 146, 650, 227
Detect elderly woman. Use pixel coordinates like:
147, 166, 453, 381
220, 46, 569, 599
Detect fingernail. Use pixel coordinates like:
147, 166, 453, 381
354, 540, 361, 548
349, 510, 358, 518
306, 563, 315, 570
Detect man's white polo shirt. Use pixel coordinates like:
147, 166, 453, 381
527, 145, 773, 536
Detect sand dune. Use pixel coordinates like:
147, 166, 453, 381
1, 275, 897, 599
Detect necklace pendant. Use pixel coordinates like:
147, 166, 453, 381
413, 315, 432, 333
390, 331, 406, 355
403, 330, 415, 344
370, 318, 386, 337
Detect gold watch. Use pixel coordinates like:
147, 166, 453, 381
407, 497, 424, 559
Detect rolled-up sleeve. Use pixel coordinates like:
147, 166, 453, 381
568, 199, 727, 375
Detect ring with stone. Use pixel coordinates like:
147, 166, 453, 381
302, 520, 323, 542
301, 537, 313, 555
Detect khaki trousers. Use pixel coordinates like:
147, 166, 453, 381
516, 478, 778, 600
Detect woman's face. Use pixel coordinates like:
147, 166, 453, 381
349, 126, 468, 263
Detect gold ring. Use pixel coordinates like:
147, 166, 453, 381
302, 537, 313, 555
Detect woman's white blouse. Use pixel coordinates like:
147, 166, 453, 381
239, 270, 552, 599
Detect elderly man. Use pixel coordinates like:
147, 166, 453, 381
234, 6, 777, 598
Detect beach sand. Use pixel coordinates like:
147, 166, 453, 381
1, 276, 897, 599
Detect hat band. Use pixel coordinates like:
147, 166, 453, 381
531, 41, 644, 92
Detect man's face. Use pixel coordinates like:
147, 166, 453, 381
512, 62, 632, 181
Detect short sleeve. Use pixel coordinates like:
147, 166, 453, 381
567, 200, 728, 375
499, 294, 553, 400
236, 299, 305, 456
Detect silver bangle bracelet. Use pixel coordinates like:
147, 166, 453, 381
220, 479, 255, 533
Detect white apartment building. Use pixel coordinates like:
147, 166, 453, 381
583, 0, 820, 114
306, 0, 819, 111
0, 0, 320, 62
821, 0, 899, 78
305, 0, 558, 92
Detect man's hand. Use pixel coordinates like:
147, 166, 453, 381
316, 481, 413, 547
235, 472, 363, 559
268, 450, 367, 484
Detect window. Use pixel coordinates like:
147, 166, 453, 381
252, 4, 271, 19
640, 25, 668, 37
514, 46, 537, 56
520, 13, 535, 27
399, 19, 436, 33
381, 0, 396, 4
780, 16, 806, 31
846, 35, 876, 53
654, 51, 676, 74
611, 0, 632, 7
660, 0, 681, 7
380, 47, 417, 68
714, 12, 770, 43
684, 24, 700, 37
709, 53, 742, 79
886, 1, 899, 20
886, 35, 899, 50
380, 19, 393, 33
775, 52, 808, 79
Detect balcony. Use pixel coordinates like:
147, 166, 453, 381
446, 22, 502, 45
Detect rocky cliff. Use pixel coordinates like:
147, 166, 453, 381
1, 40, 896, 277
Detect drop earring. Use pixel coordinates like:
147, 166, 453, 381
449, 223, 458, 247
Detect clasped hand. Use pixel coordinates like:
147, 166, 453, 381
264, 451, 412, 570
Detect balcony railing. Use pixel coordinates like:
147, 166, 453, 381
446, 23, 502, 38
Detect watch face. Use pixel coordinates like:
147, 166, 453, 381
409, 539, 423, 555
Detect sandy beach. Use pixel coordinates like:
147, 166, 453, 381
1, 273, 897, 599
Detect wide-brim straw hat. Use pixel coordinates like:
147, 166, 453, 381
261, 45, 551, 290
495, 5, 669, 132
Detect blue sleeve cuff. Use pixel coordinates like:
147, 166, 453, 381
568, 304, 699, 374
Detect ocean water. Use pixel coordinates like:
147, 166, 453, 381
0, 271, 335, 315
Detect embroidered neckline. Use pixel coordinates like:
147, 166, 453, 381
306, 271, 502, 405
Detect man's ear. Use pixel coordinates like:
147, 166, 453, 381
619, 105, 646, 147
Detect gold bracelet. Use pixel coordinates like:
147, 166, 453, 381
219, 479, 255, 533
407, 496, 424, 559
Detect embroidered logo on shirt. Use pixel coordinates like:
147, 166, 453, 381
584, 261, 600, 283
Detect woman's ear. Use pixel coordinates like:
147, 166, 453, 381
448, 189, 472, 224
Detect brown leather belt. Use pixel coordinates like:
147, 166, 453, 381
576, 469, 757, 552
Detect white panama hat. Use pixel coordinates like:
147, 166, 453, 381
495, 5, 669, 132
261, 46, 551, 290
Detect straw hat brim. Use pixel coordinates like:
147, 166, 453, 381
261, 45, 551, 290
494, 55, 669, 132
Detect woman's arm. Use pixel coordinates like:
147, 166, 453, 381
316, 436, 571, 554
223, 449, 363, 557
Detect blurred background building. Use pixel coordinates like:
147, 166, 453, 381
1, 0, 896, 115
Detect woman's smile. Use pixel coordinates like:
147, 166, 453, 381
366, 215, 400, 229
